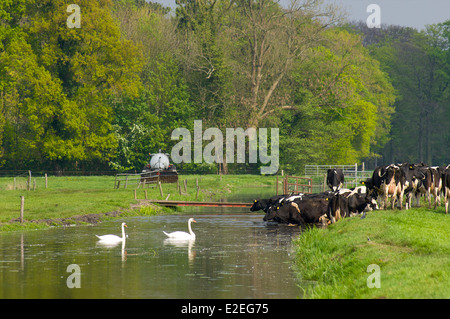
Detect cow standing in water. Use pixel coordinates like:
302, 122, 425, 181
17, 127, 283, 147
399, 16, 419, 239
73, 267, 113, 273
327, 168, 345, 191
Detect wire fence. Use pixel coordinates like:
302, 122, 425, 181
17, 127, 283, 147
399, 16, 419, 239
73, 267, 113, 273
303, 164, 373, 191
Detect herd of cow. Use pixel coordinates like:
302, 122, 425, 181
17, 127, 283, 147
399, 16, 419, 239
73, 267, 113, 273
250, 163, 450, 226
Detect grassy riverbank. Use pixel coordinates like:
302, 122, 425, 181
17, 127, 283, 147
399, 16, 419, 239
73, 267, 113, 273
293, 207, 450, 298
0, 174, 275, 231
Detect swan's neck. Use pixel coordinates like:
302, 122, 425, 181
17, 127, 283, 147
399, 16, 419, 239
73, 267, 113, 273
188, 220, 195, 237
121, 225, 126, 240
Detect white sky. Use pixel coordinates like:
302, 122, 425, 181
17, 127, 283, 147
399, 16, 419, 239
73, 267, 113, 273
152, 0, 450, 30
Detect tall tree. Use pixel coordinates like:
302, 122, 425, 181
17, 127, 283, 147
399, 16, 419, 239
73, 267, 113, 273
0, 0, 143, 171
111, 0, 194, 171
363, 23, 450, 165
278, 28, 395, 172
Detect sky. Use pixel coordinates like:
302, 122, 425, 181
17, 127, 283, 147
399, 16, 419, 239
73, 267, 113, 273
152, 0, 450, 30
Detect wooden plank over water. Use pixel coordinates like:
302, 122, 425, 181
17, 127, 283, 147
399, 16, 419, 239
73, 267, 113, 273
146, 200, 253, 208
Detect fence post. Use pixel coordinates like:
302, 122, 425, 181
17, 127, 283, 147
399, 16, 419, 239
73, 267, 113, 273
134, 189, 137, 200
27, 170, 31, 191
276, 176, 278, 195
20, 196, 25, 223
45, 173, 48, 189
159, 181, 163, 198
196, 178, 200, 200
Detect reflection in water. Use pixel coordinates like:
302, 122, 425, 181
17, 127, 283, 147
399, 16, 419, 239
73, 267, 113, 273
164, 238, 196, 264
0, 213, 302, 299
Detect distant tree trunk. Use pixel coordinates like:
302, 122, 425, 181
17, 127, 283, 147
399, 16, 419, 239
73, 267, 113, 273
425, 108, 432, 165
222, 156, 228, 175
418, 103, 425, 162
54, 161, 64, 176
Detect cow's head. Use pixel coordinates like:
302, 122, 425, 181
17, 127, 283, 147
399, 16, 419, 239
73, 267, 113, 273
327, 168, 344, 191
250, 199, 266, 212
263, 205, 279, 221
364, 194, 378, 211
383, 164, 399, 183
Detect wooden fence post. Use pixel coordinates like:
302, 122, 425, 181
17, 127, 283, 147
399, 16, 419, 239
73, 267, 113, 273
276, 176, 278, 195
134, 189, 137, 200
45, 173, 48, 189
196, 178, 200, 200
27, 170, 31, 191
158, 181, 163, 197
184, 179, 187, 193
144, 190, 148, 199
20, 196, 24, 223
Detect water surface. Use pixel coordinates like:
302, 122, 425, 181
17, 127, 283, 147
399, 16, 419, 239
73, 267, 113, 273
0, 213, 302, 299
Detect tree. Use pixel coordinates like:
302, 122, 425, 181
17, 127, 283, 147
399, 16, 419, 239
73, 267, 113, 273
222, 0, 343, 128
0, 0, 143, 171
278, 28, 395, 172
364, 23, 450, 165
111, 0, 194, 171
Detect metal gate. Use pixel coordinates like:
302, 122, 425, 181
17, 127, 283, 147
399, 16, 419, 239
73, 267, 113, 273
276, 175, 312, 195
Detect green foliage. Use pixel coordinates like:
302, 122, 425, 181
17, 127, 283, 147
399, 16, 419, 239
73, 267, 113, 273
357, 22, 450, 165
3, 0, 447, 173
0, 0, 143, 170
279, 28, 395, 173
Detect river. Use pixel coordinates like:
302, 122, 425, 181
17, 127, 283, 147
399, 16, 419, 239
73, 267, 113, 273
0, 189, 303, 299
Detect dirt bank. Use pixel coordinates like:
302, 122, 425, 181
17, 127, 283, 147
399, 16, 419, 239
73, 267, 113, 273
9, 210, 124, 226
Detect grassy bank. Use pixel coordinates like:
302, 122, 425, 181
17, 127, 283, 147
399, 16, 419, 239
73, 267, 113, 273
0, 174, 275, 231
293, 207, 450, 298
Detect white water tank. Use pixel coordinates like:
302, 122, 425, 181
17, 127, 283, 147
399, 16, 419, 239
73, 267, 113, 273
150, 153, 170, 170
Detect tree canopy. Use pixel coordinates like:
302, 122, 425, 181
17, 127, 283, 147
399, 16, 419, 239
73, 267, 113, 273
1, 0, 448, 173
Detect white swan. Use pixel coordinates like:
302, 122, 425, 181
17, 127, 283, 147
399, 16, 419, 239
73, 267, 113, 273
96, 222, 127, 244
163, 218, 196, 240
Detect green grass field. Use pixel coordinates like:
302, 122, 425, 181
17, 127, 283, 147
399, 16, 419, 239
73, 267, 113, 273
0, 174, 275, 231
293, 207, 450, 298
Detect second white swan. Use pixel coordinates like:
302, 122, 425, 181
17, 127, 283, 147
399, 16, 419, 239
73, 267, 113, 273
96, 222, 127, 244
163, 218, 196, 240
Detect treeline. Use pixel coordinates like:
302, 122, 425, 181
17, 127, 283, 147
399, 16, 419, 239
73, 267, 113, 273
0, 0, 448, 174
350, 22, 450, 166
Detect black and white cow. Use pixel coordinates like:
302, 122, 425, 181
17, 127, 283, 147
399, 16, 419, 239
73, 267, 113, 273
366, 165, 389, 208
327, 188, 377, 223
327, 168, 345, 191
398, 162, 426, 210
379, 164, 403, 209
250, 195, 288, 213
429, 166, 444, 209
263, 198, 330, 226
443, 166, 450, 214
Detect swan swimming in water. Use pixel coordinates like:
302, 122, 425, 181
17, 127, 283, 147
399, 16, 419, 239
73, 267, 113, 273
163, 218, 196, 240
96, 222, 127, 244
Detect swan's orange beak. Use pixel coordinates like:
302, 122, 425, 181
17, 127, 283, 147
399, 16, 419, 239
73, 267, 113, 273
192, 219, 197, 223
124, 224, 128, 227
